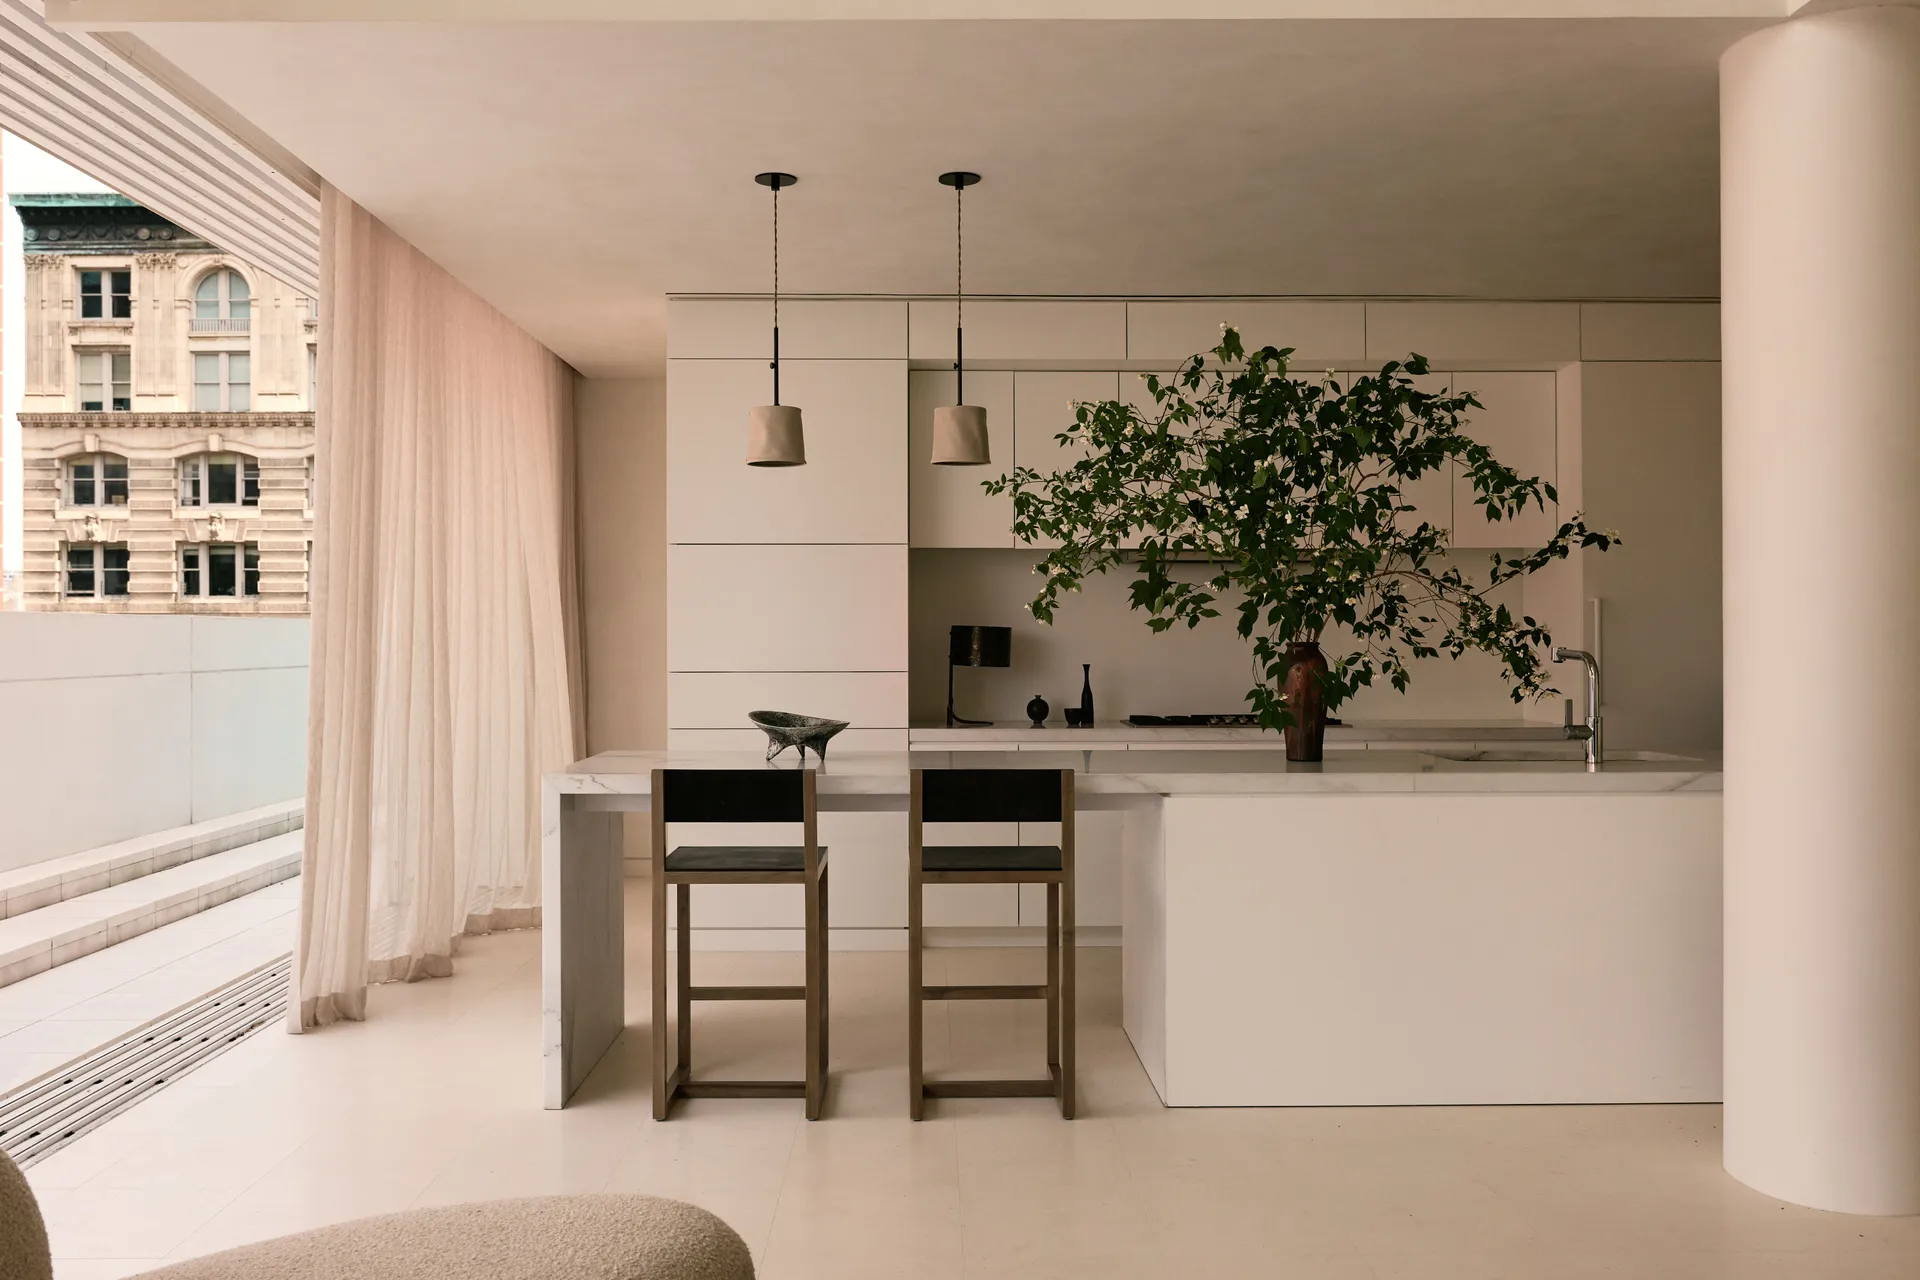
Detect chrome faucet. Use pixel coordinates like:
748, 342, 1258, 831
1552, 647, 1603, 769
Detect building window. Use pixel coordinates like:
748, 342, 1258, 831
66, 543, 130, 598
192, 269, 250, 332
79, 269, 131, 320
180, 542, 259, 598
178, 452, 259, 508
307, 344, 317, 410
192, 352, 250, 411
66, 453, 129, 507
76, 350, 132, 411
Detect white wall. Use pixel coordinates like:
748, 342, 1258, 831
0, 612, 307, 872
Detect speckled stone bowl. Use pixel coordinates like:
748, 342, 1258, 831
748, 711, 850, 762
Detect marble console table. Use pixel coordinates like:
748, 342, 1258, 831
543, 748, 1720, 1109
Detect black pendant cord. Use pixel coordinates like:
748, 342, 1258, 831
954, 179, 964, 405
771, 178, 781, 406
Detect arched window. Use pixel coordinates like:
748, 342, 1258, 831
178, 452, 259, 508
193, 268, 250, 330
66, 453, 129, 507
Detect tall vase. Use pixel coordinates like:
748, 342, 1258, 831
1282, 641, 1328, 762
1079, 664, 1095, 728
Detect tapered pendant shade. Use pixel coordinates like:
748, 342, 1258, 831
748, 404, 806, 467
931, 403, 990, 466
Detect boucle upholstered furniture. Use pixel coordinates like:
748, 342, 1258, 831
0, 1147, 753, 1280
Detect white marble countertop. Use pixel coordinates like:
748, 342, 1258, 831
907, 720, 1572, 751
550, 747, 1721, 797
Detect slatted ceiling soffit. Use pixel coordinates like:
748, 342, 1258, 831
0, 0, 320, 296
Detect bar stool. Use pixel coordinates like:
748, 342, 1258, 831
907, 767, 1074, 1119
650, 768, 829, 1120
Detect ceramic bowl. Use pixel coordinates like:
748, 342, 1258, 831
748, 710, 850, 762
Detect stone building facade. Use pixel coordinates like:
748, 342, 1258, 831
12, 194, 314, 614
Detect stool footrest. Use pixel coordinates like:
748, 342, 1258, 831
922, 1078, 1059, 1099
679, 1080, 807, 1099
922, 984, 1049, 1001
688, 985, 806, 1001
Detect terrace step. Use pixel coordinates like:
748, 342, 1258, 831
0, 800, 302, 921
0, 833, 302, 988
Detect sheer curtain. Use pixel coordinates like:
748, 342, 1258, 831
294, 184, 584, 1030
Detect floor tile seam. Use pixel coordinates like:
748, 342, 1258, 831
754, 1105, 810, 1260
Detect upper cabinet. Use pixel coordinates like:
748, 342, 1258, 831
667, 299, 908, 360
1365, 303, 1580, 367
1127, 302, 1366, 367
909, 369, 1015, 548
666, 357, 908, 545
1014, 371, 1121, 551
908, 300, 1125, 363
1449, 371, 1559, 549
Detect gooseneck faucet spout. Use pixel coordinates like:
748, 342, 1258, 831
1552, 647, 1603, 769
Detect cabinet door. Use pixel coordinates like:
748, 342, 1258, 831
909, 369, 1015, 548
1449, 371, 1558, 549
666, 358, 907, 545
1013, 371, 1122, 551
667, 544, 907, 673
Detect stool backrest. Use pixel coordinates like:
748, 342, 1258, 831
655, 769, 811, 823
916, 768, 1068, 824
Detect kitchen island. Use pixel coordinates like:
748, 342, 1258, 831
543, 748, 1721, 1109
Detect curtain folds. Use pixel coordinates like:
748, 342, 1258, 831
294, 184, 583, 1030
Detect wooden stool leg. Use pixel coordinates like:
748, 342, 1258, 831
804, 869, 823, 1121
908, 874, 925, 1121
652, 868, 670, 1121
1061, 874, 1076, 1120
1046, 882, 1061, 1071
676, 883, 692, 1076
819, 867, 831, 1079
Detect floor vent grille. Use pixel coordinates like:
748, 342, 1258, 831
0, 955, 289, 1168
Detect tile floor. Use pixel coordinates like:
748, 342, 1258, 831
23, 878, 1920, 1280
0, 878, 299, 1095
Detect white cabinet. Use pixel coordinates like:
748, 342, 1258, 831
668, 671, 908, 730
1449, 371, 1559, 549
1364, 302, 1580, 366
667, 299, 907, 360
666, 358, 907, 545
1013, 370, 1121, 551
909, 369, 1015, 548
909, 300, 1126, 363
1126, 301, 1366, 367
667, 544, 907, 672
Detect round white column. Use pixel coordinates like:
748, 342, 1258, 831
1723, 6, 1920, 1215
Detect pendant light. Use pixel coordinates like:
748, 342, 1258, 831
748, 171, 805, 466
931, 170, 990, 466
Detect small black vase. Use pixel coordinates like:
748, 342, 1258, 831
1027, 694, 1050, 728
1079, 664, 1095, 727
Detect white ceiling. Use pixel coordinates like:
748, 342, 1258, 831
120, 17, 1763, 376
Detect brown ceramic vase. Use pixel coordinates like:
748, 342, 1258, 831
1282, 640, 1329, 762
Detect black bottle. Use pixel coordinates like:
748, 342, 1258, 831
1027, 694, 1050, 728
1078, 664, 1094, 727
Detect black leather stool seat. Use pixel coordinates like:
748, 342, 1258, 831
665, 845, 824, 873
922, 844, 1061, 874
